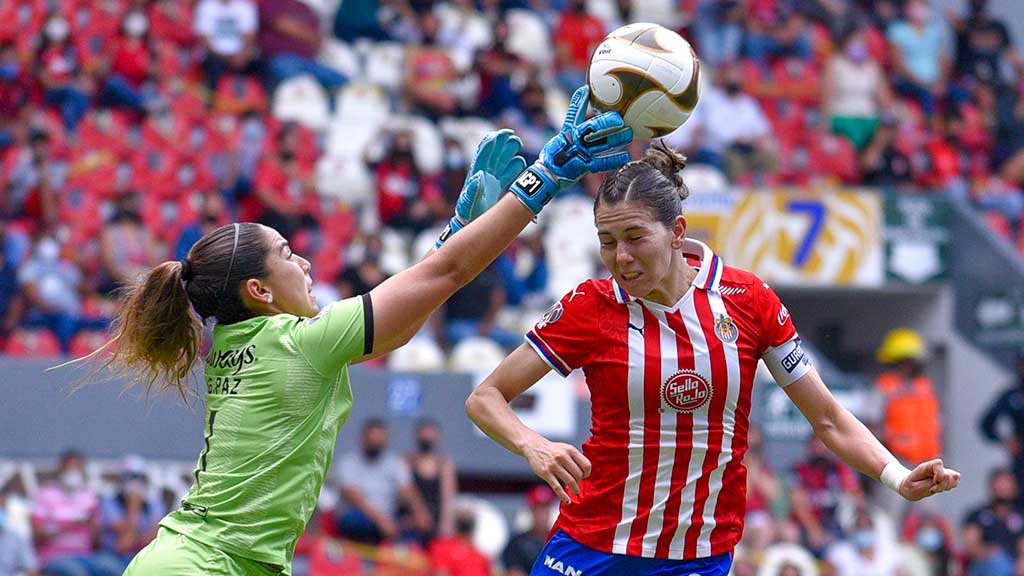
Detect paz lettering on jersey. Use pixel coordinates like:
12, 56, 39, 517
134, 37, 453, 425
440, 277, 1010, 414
661, 369, 713, 413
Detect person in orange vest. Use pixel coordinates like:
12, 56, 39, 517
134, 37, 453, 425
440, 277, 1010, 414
875, 328, 943, 464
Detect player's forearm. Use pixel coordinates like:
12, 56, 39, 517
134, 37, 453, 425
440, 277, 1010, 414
465, 384, 545, 458
813, 403, 896, 480
434, 194, 535, 288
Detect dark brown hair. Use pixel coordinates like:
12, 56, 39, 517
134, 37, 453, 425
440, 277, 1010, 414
594, 140, 689, 227
82, 222, 271, 400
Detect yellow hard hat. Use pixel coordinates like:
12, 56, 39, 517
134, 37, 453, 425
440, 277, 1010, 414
876, 328, 926, 364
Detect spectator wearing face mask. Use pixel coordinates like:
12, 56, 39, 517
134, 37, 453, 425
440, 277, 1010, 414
102, 8, 157, 116
3, 128, 60, 231
98, 192, 161, 293
175, 193, 229, 261
97, 456, 164, 572
475, 18, 525, 119
406, 419, 457, 541
902, 510, 956, 576
370, 130, 445, 234
825, 509, 899, 576
428, 502, 490, 576
31, 450, 106, 575
35, 14, 91, 132
687, 62, 777, 184
963, 468, 1023, 569
822, 27, 893, 152
0, 492, 38, 576
886, 0, 952, 117
332, 419, 433, 545
18, 235, 86, 353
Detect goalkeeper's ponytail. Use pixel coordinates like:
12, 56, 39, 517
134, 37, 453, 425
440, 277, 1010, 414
69, 222, 271, 402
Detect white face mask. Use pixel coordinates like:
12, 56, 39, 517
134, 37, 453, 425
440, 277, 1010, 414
37, 238, 60, 263
60, 469, 85, 491
45, 17, 69, 42
124, 11, 148, 37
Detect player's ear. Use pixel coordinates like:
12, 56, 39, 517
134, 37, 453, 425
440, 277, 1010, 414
671, 215, 687, 249
242, 278, 272, 306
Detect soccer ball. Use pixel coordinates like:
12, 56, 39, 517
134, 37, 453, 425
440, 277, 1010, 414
587, 23, 701, 140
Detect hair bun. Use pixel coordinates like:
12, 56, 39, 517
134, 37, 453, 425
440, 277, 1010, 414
642, 140, 689, 200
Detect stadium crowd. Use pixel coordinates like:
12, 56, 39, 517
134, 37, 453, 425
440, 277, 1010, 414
2, 349, 1024, 576
0, 0, 1023, 356
0, 0, 1023, 574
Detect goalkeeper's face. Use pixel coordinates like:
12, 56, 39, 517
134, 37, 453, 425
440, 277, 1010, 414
259, 226, 319, 318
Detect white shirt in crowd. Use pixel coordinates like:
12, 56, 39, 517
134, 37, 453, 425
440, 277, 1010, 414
826, 57, 883, 118
194, 0, 258, 57
826, 540, 900, 576
667, 86, 772, 155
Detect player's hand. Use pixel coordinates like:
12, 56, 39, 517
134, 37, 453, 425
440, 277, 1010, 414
509, 85, 633, 215
436, 129, 526, 248
899, 459, 961, 501
522, 437, 592, 505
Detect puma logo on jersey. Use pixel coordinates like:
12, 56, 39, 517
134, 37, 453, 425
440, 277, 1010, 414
568, 287, 587, 302
543, 555, 583, 576
719, 285, 746, 296
626, 322, 644, 335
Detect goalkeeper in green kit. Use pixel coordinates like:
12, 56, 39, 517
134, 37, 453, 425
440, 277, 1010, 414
101, 88, 633, 575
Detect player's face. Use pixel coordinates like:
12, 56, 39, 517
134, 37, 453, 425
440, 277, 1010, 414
596, 201, 685, 305
260, 226, 318, 317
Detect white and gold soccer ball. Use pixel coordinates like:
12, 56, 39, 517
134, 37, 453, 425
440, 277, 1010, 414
587, 23, 701, 140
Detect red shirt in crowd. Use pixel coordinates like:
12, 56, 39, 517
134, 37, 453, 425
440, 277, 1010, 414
429, 537, 491, 576
554, 11, 606, 70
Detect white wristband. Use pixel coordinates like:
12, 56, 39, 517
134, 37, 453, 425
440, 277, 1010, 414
880, 461, 911, 494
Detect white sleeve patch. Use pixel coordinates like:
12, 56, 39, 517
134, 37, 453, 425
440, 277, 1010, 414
762, 337, 812, 388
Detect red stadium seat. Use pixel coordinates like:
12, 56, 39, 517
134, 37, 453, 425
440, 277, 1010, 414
307, 538, 365, 576
808, 133, 859, 183
984, 210, 1014, 241
5, 329, 62, 357
69, 330, 111, 357
215, 75, 268, 115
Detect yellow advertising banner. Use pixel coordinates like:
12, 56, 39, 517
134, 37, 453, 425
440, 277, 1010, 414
684, 188, 884, 287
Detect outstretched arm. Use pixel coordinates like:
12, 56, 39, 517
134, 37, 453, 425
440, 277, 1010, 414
785, 366, 960, 501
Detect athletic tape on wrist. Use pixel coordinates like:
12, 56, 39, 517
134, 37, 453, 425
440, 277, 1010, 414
880, 460, 911, 494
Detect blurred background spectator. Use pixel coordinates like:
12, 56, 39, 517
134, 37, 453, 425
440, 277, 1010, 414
0, 492, 38, 576
405, 418, 456, 541
980, 352, 1024, 490
30, 449, 113, 576
97, 456, 162, 572
501, 486, 556, 576
427, 501, 489, 576
332, 418, 432, 545
962, 468, 1023, 575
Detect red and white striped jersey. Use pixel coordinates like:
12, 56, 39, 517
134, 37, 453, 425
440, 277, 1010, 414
525, 239, 799, 560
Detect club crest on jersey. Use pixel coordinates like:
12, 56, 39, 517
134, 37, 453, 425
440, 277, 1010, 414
714, 314, 739, 344
537, 302, 564, 330
661, 369, 713, 413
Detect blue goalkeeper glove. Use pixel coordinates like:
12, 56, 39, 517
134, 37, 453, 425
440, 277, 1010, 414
437, 129, 527, 248
509, 86, 633, 215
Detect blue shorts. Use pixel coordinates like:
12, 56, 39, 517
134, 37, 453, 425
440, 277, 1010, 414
531, 530, 733, 576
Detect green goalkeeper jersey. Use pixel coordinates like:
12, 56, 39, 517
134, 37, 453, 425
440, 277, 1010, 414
160, 294, 373, 570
